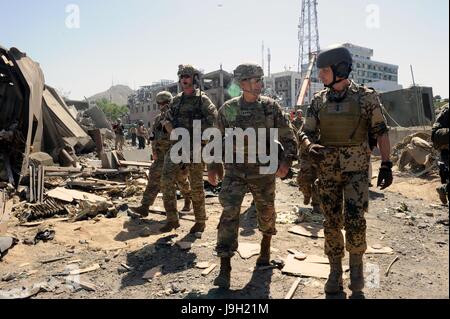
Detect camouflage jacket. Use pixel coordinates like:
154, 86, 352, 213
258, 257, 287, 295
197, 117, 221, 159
432, 105, 449, 150
150, 107, 172, 154
299, 81, 389, 172
165, 89, 217, 135
217, 95, 298, 174
292, 117, 305, 131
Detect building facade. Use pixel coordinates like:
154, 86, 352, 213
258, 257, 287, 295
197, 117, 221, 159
299, 43, 400, 105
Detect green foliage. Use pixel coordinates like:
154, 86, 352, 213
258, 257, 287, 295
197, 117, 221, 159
96, 98, 128, 121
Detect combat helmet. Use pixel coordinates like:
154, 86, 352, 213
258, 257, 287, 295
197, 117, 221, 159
317, 46, 353, 87
156, 91, 173, 104
233, 63, 264, 81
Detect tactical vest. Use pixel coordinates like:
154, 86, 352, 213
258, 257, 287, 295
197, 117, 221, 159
224, 97, 275, 159
319, 92, 368, 147
172, 91, 204, 131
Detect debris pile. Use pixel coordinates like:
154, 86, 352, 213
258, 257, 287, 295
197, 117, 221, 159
391, 132, 439, 175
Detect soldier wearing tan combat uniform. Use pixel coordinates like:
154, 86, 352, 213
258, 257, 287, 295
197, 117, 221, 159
299, 47, 393, 296
292, 110, 305, 131
210, 63, 297, 289
161, 65, 218, 233
131, 92, 191, 218
296, 108, 321, 214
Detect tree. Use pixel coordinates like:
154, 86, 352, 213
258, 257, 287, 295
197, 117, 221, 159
96, 98, 129, 121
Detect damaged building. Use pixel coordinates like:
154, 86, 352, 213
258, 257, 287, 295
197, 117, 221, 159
0, 46, 96, 187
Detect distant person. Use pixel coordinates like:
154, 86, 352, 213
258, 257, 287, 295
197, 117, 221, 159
292, 110, 305, 131
113, 119, 125, 152
137, 120, 147, 149
130, 124, 137, 147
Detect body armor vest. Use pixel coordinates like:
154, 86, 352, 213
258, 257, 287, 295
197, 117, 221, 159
226, 98, 275, 156
319, 93, 368, 147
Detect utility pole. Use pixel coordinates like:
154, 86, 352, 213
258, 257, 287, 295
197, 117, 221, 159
298, 0, 320, 104
410, 64, 424, 128
262, 41, 265, 73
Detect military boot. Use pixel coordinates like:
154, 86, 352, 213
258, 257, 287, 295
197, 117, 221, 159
181, 198, 192, 212
130, 205, 149, 218
213, 257, 231, 289
437, 186, 448, 205
159, 220, 180, 233
324, 256, 343, 294
348, 254, 365, 293
256, 235, 271, 266
189, 222, 206, 234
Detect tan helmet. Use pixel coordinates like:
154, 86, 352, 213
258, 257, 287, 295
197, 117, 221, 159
177, 64, 198, 77
233, 63, 264, 81
156, 91, 173, 104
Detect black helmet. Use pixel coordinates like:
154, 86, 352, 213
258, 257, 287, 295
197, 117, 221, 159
317, 46, 353, 80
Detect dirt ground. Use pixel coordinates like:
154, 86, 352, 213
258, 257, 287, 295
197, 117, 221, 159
0, 159, 448, 299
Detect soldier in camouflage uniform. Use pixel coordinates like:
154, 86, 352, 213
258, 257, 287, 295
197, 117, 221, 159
299, 47, 393, 296
292, 110, 305, 131
131, 92, 192, 217
160, 65, 218, 233
432, 105, 449, 205
297, 149, 322, 213
210, 63, 297, 289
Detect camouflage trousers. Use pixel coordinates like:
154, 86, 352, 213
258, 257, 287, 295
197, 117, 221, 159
297, 158, 320, 206
216, 171, 277, 258
161, 155, 206, 223
115, 135, 125, 152
141, 151, 191, 207
318, 170, 369, 258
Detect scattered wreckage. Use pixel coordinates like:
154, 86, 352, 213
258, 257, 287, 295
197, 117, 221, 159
0, 46, 160, 241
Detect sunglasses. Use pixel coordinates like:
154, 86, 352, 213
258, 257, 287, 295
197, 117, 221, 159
243, 77, 263, 84
180, 75, 192, 79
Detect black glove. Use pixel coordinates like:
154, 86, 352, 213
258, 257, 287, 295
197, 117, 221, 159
307, 143, 326, 162
377, 161, 393, 190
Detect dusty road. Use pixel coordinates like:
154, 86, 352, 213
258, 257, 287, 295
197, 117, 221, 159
0, 160, 448, 299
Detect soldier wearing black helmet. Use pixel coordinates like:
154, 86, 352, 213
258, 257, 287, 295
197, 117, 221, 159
298, 46, 393, 297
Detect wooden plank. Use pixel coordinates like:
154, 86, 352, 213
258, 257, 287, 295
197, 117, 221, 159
29, 165, 34, 203
201, 264, 217, 276
43, 89, 89, 138
47, 187, 107, 203
69, 264, 100, 275
41, 256, 71, 264
43, 166, 82, 173
285, 278, 302, 299
66, 276, 97, 291
118, 160, 152, 168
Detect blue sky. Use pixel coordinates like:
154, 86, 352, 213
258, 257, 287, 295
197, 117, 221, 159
1, 0, 448, 99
